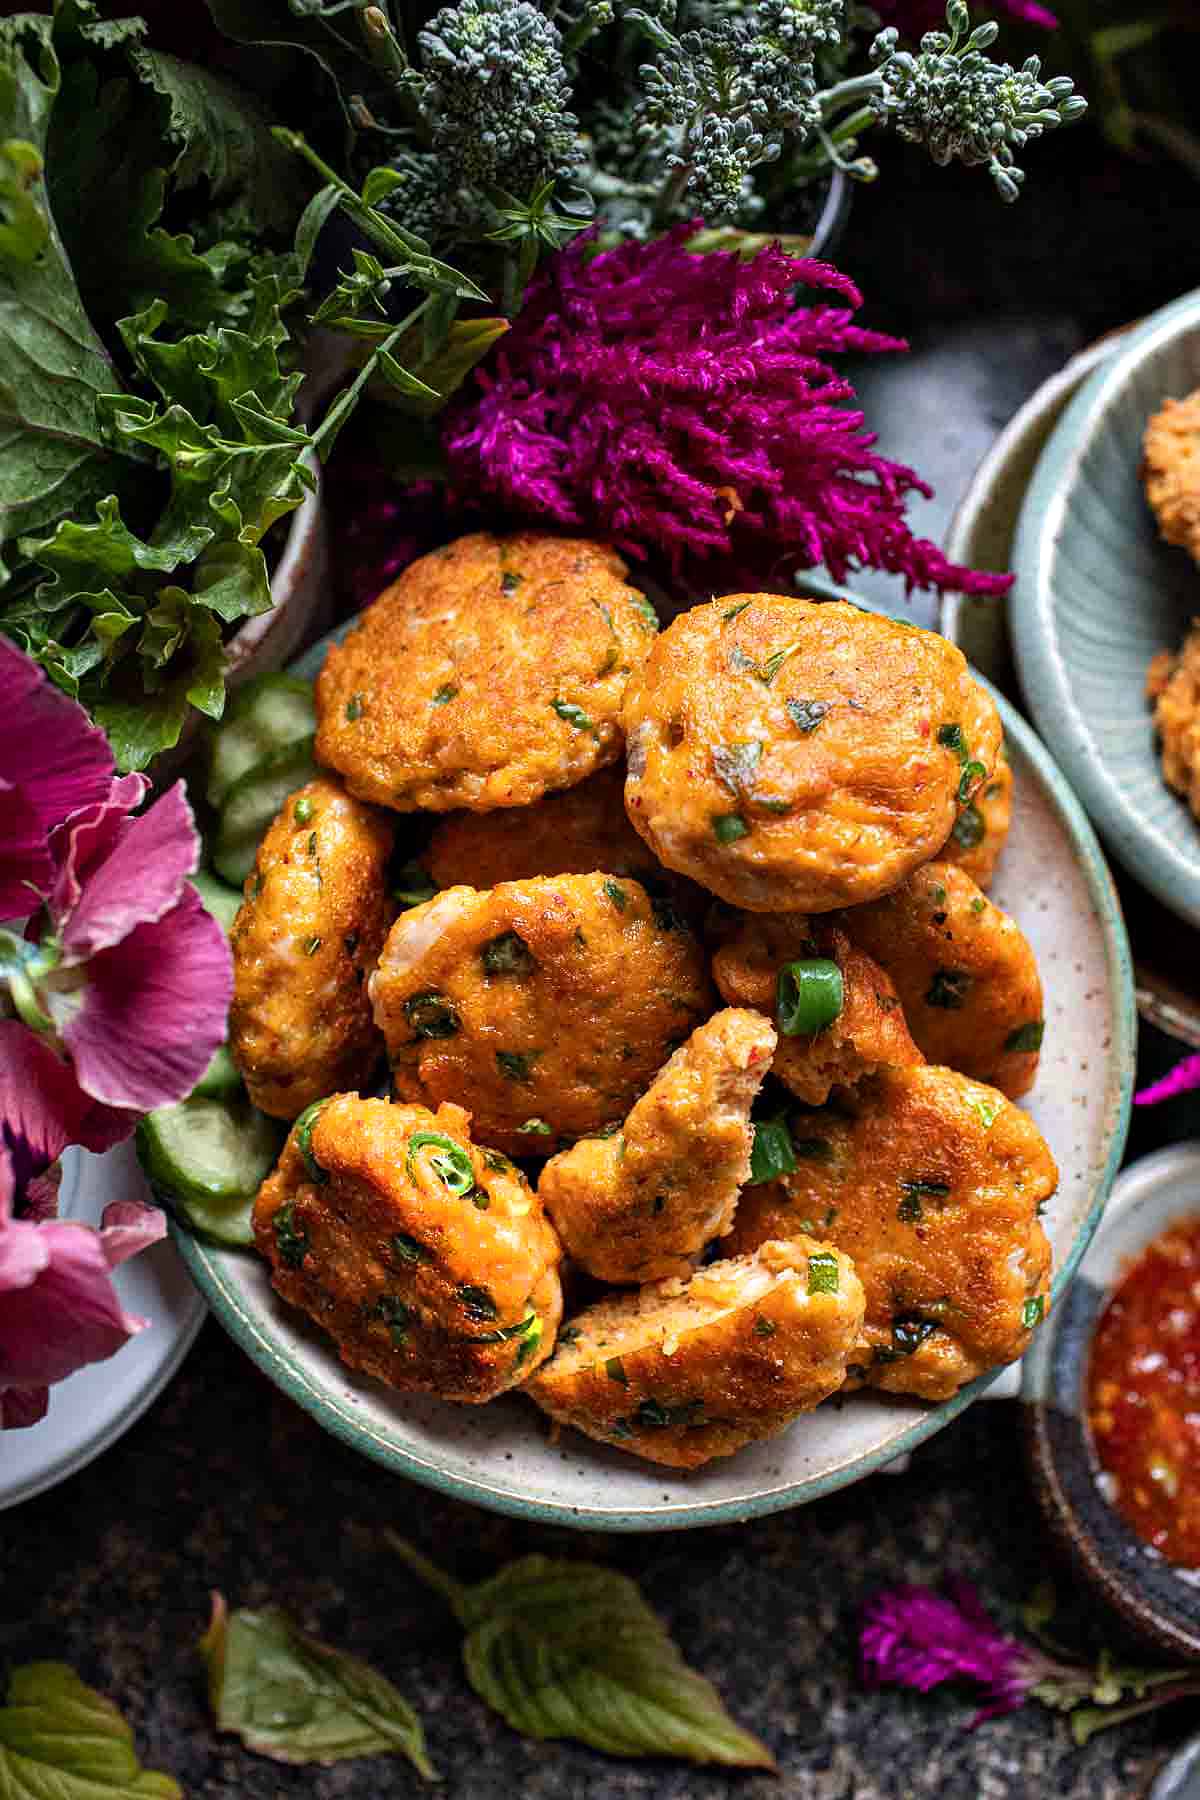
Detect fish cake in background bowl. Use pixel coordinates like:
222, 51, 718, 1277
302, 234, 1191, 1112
315, 531, 659, 813
252, 1095, 563, 1401
229, 776, 395, 1119
621, 596, 1002, 913
726, 1063, 1056, 1401
839, 860, 1044, 1099
712, 914, 922, 1105
526, 1239, 864, 1468
538, 1007, 776, 1284
370, 873, 714, 1157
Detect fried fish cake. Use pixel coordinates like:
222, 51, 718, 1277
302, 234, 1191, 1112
724, 1064, 1056, 1400
1142, 388, 1200, 564
1146, 622, 1200, 819
315, 532, 658, 813
939, 747, 1013, 890
252, 1095, 563, 1401
525, 1239, 864, 1467
538, 1008, 776, 1284
370, 874, 714, 1157
229, 777, 395, 1119
620, 596, 1002, 913
839, 860, 1044, 1099
712, 915, 922, 1105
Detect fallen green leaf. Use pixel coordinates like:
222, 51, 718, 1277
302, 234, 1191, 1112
0, 1660, 181, 1798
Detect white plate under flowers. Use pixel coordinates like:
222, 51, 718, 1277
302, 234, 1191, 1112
164, 607, 1137, 1532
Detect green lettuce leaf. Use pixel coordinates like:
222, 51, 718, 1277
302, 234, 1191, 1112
199, 1593, 435, 1777
388, 1539, 776, 1770
0, 1660, 181, 1798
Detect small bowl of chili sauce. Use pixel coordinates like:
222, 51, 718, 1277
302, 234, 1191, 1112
1025, 1143, 1200, 1659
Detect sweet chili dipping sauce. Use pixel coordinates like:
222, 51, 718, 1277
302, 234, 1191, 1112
1089, 1218, 1200, 1567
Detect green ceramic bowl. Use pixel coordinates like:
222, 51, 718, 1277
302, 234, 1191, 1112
171, 616, 1135, 1531
1011, 287, 1200, 930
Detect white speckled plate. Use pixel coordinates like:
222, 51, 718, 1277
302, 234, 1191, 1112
1011, 287, 1200, 931
168, 605, 1135, 1531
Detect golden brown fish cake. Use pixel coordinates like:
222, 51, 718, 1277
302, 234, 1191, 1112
525, 1239, 864, 1467
315, 532, 658, 813
1146, 622, 1200, 819
1142, 389, 1200, 564
839, 860, 1043, 1099
620, 595, 1002, 913
724, 1064, 1056, 1401
252, 1094, 563, 1402
712, 914, 923, 1105
229, 777, 395, 1119
940, 747, 1013, 890
369, 874, 714, 1157
538, 1007, 776, 1284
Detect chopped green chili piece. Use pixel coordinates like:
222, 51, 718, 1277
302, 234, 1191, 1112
407, 1131, 475, 1197
391, 1233, 430, 1265
457, 1284, 498, 1322
293, 797, 314, 825
777, 958, 845, 1036
404, 991, 460, 1038
432, 683, 458, 706
482, 931, 535, 976
392, 860, 437, 908
482, 1148, 511, 1172
514, 1318, 544, 1367
758, 642, 801, 685
754, 1316, 777, 1338
925, 970, 972, 1010
603, 879, 629, 911
551, 699, 594, 731
608, 1418, 634, 1440
897, 1178, 951, 1222
712, 812, 750, 845
1005, 1020, 1045, 1053
559, 1324, 581, 1345
478, 1312, 540, 1344
307, 832, 318, 857
937, 723, 966, 754
970, 895, 987, 915
633, 1397, 705, 1429
807, 1251, 840, 1295
968, 1093, 1004, 1129
958, 760, 987, 803
294, 1099, 329, 1185
605, 1356, 629, 1386
501, 570, 522, 594
750, 1116, 797, 1185
712, 741, 762, 797
874, 1317, 938, 1363
1022, 1295, 1046, 1329
721, 600, 751, 622
273, 1201, 309, 1268
786, 699, 829, 734
496, 1049, 539, 1082
371, 1295, 411, 1345
629, 592, 659, 631
345, 693, 364, 721
303, 935, 322, 957
952, 804, 986, 850
517, 1118, 553, 1136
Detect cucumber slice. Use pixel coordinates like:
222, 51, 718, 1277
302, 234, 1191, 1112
137, 1097, 283, 1246
208, 674, 316, 809
212, 737, 319, 888
190, 869, 244, 935
191, 1044, 243, 1099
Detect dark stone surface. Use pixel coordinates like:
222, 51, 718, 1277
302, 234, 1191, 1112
6, 122, 1200, 1798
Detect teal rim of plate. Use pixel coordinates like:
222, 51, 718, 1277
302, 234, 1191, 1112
1010, 285, 1200, 932
173, 625, 1136, 1531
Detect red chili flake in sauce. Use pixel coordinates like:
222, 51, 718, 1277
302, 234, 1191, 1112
1089, 1218, 1200, 1567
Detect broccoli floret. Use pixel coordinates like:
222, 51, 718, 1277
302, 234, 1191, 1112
417, 0, 583, 196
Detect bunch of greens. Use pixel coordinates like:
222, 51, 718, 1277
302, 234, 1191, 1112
0, 1, 316, 769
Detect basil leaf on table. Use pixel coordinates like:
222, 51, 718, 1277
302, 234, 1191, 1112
387, 1537, 776, 1770
0, 1660, 181, 1798
199, 1593, 435, 1777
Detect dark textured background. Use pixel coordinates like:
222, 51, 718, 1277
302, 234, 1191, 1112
6, 123, 1200, 1799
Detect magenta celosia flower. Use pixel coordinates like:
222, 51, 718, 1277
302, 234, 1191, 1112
0, 1146, 166, 1429
861, 1580, 1035, 1723
442, 226, 1012, 600
0, 637, 232, 1165
1135, 1052, 1200, 1106
875, 0, 1057, 34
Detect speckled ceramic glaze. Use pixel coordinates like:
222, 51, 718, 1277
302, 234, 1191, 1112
1025, 1144, 1200, 1659
172, 612, 1135, 1531
1011, 288, 1200, 931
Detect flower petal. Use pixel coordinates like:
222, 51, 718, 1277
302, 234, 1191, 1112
0, 1019, 138, 1172
0, 1384, 49, 1429
47, 771, 148, 924
0, 637, 114, 914
0, 776, 55, 921
98, 1199, 167, 1269
64, 884, 232, 1111
0, 1217, 151, 1388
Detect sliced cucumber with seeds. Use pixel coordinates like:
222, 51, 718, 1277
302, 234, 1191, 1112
136, 1097, 283, 1246
190, 869, 244, 935
191, 1044, 243, 1099
212, 737, 319, 887
207, 674, 316, 809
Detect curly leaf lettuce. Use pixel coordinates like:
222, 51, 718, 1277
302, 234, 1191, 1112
0, 1660, 181, 1799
